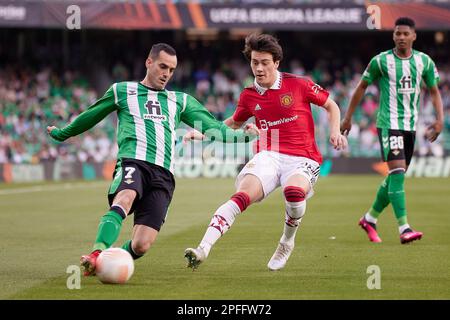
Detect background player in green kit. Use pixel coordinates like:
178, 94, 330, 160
47, 43, 258, 276
341, 17, 444, 244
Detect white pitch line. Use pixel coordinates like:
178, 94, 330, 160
0, 181, 108, 196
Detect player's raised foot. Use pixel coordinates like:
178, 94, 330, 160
267, 242, 294, 271
400, 228, 423, 244
80, 250, 101, 276
184, 247, 206, 271
359, 216, 382, 243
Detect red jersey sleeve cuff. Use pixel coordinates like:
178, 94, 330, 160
319, 90, 330, 106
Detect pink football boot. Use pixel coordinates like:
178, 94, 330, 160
359, 217, 382, 243
400, 229, 423, 244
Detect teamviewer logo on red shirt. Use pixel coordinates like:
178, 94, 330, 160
280, 93, 293, 107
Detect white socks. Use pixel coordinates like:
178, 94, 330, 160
280, 200, 306, 245
199, 200, 242, 257
365, 212, 378, 224
399, 224, 411, 234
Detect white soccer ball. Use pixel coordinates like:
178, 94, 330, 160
96, 248, 134, 284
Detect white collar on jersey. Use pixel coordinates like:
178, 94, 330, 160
254, 71, 282, 95
392, 48, 413, 60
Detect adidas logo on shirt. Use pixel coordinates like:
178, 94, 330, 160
255, 104, 262, 111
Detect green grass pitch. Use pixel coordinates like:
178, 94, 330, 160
1, 176, 449, 299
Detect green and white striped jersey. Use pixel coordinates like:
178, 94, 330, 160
362, 49, 440, 131
50, 81, 252, 173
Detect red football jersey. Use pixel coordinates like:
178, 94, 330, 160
233, 72, 329, 164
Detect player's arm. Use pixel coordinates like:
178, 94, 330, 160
341, 56, 381, 135
224, 116, 245, 129
423, 59, 444, 143
47, 86, 118, 141
181, 95, 259, 143
304, 78, 346, 150
183, 116, 245, 142
341, 79, 369, 135
426, 85, 444, 142
181, 94, 258, 143
221, 95, 257, 136
182, 129, 206, 143
183, 94, 255, 142
322, 97, 348, 150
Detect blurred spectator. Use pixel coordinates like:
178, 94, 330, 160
0, 65, 117, 164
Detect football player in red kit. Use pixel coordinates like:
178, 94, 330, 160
185, 33, 347, 271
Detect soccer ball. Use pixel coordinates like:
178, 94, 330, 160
96, 248, 134, 284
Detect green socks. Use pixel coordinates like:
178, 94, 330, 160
121, 239, 143, 260
388, 171, 408, 226
121, 240, 132, 253
367, 171, 409, 232
91, 208, 144, 259
92, 210, 124, 252
368, 176, 390, 219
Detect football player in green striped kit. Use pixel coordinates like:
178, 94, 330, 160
341, 17, 444, 244
47, 43, 258, 276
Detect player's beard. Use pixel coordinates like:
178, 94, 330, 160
157, 79, 167, 89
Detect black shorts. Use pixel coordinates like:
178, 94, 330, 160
108, 158, 175, 231
377, 128, 416, 166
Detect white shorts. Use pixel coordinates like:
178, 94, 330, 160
235, 151, 320, 200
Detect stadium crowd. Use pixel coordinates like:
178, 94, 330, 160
1, 40, 449, 164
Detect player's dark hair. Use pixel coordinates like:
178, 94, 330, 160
395, 17, 415, 29
149, 43, 176, 60
242, 33, 283, 63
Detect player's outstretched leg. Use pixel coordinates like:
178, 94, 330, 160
80, 205, 126, 276
268, 186, 305, 271
185, 192, 250, 270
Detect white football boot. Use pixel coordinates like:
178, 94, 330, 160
267, 242, 294, 271
184, 247, 207, 270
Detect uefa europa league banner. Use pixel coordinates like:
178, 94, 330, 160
1, 1, 450, 30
